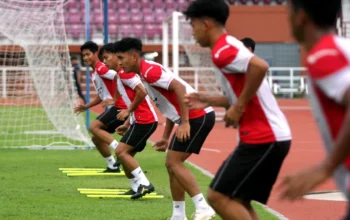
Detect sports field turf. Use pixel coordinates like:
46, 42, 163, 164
0, 109, 280, 220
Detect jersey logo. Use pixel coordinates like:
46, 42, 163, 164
307, 49, 338, 64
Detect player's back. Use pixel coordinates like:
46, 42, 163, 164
140, 59, 213, 123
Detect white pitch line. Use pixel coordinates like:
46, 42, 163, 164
201, 148, 221, 153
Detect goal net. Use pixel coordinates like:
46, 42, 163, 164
0, 0, 91, 149
163, 12, 225, 120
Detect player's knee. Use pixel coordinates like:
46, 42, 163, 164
165, 157, 178, 171
114, 144, 127, 158
207, 188, 224, 208
91, 136, 99, 145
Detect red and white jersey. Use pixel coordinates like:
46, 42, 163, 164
117, 69, 157, 124
139, 59, 213, 124
306, 35, 350, 175
212, 34, 291, 144
91, 61, 126, 109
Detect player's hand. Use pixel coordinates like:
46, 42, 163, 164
117, 109, 130, 121
176, 122, 190, 142
116, 125, 128, 136
278, 164, 331, 201
74, 104, 88, 114
101, 99, 115, 108
224, 104, 244, 128
152, 138, 169, 152
184, 93, 210, 110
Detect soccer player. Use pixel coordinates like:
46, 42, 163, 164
278, 0, 350, 218
183, 1, 292, 220
74, 41, 127, 172
70, 56, 86, 103
102, 42, 158, 199
115, 38, 216, 220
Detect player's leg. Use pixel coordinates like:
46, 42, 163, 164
166, 112, 215, 220
168, 171, 186, 220
120, 151, 139, 195
89, 107, 121, 150
208, 141, 290, 220
115, 122, 158, 199
91, 134, 119, 172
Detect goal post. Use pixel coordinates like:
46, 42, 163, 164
0, 0, 92, 149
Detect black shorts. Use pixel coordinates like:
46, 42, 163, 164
168, 111, 215, 154
96, 106, 125, 133
210, 140, 291, 204
120, 122, 158, 152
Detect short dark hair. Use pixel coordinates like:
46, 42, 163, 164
80, 41, 99, 53
290, 0, 341, 28
114, 37, 143, 54
183, 0, 229, 26
70, 56, 78, 61
240, 38, 256, 52
101, 43, 116, 54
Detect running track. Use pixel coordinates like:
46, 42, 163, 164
93, 99, 346, 219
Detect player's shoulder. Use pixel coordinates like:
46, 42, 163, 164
212, 34, 246, 68
141, 59, 164, 78
95, 61, 108, 72
307, 35, 350, 79
119, 71, 137, 80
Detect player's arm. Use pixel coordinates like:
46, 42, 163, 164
117, 74, 147, 120
86, 96, 102, 108
168, 79, 190, 124
235, 56, 269, 110
322, 87, 350, 175
162, 118, 175, 140
128, 83, 147, 113
144, 66, 190, 141
74, 95, 101, 113
96, 64, 117, 80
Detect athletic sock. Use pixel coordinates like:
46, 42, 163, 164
191, 193, 209, 211
104, 155, 117, 169
172, 201, 186, 217
131, 167, 150, 186
109, 140, 118, 150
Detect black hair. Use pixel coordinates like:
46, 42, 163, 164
290, 0, 341, 28
101, 43, 116, 54
240, 37, 256, 52
70, 56, 78, 61
183, 0, 229, 26
114, 37, 143, 54
80, 41, 99, 53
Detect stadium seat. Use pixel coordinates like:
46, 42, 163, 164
133, 24, 144, 39
153, 0, 164, 8
141, 0, 153, 9
108, 24, 118, 35
118, 12, 131, 24
252, 0, 261, 4
131, 12, 143, 24
145, 24, 158, 39
144, 12, 155, 23
116, 0, 127, 9
129, 0, 139, 9
119, 24, 134, 38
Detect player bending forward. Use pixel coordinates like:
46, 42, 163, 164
102, 42, 158, 199
75, 41, 127, 172
115, 37, 216, 220
184, 1, 292, 220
